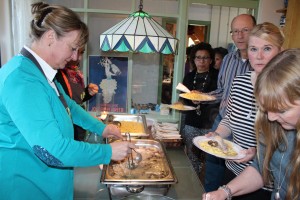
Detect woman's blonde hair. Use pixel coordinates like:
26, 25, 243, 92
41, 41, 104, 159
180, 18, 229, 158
250, 22, 285, 49
254, 48, 300, 200
30, 2, 88, 48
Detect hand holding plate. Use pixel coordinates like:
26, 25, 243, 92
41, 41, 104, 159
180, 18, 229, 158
231, 147, 256, 163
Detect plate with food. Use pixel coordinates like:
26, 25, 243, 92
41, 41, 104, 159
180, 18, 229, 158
193, 136, 246, 160
169, 102, 196, 111
179, 92, 216, 101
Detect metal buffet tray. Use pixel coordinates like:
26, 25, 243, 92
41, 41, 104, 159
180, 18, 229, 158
100, 139, 177, 197
105, 114, 149, 137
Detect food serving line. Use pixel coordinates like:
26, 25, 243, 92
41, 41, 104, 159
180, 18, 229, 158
74, 113, 205, 199
73, 84, 234, 199
74, 145, 205, 199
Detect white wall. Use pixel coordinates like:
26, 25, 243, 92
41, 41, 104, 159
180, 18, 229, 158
209, 6, 250, 48
188, 4, 212, 21
0, 0, 285, 65
257, 0, 283, 26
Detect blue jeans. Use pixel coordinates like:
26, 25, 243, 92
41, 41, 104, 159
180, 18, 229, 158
204, 113, 226, 192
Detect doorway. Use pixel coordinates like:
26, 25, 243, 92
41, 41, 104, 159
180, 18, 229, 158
160, 22, 210, 104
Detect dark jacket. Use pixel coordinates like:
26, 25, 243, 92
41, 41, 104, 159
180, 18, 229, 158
182, 67, 220, 129
56, 70, 94, 141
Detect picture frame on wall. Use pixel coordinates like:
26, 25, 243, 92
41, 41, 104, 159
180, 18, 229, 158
88, 55, 128, 114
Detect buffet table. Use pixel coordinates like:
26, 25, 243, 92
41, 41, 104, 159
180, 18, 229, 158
74, 146, 205, 199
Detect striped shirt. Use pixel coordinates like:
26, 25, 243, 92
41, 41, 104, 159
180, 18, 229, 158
209, 50, 252, 118
220, 71, 256, 175
220, 71, 273, 191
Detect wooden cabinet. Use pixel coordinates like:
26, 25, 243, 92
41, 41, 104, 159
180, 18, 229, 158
283, 0, 300, 48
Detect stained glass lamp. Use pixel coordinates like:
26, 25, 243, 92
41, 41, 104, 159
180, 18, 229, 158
100, 1, 178, 54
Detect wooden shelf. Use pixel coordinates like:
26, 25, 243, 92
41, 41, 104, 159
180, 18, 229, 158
282, 0, 300, 48
276, 8, 287, 14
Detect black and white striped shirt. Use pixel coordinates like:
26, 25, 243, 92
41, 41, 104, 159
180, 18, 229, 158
220, 71, 274, 191
220, 71, 257, 175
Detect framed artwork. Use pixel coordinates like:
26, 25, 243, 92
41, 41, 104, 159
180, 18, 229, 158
88, 56, 128, 113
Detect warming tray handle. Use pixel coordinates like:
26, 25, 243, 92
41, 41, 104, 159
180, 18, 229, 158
126, 185, 145, 193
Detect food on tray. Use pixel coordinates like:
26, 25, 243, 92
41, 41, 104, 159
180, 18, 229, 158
169, 102, 196, 111
171, 102, 185, 109
199, 139, 237, 157
119, 121, 144, 133
169, 102, 186, 110
179, 91, 215, 101
108, 146, 169, 179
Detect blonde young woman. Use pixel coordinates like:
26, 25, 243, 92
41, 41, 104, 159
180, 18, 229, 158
203, 48, 300, 200
204, 22, 284, 199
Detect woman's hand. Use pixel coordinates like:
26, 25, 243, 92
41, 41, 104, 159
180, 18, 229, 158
202, 189, 228, 200
204, 131, 218, 138
88, 83, 99, 96
102, 124, 122, 140
110, 141, 136, 161
232, 147, 256, 163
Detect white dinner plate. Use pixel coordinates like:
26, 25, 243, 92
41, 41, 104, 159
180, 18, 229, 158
193, 136, 246, 160
179, 92, 216, 101
169, 104, 196, 111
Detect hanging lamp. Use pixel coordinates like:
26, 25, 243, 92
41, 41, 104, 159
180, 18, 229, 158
99, 0, 178, 54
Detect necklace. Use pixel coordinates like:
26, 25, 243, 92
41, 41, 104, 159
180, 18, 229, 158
275, 153, 287, 200
193, 70, 209, 91
193, 70, 209, 116
246, 96, 257, 119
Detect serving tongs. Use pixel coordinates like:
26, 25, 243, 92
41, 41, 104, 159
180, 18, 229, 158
124, 133, 142, 169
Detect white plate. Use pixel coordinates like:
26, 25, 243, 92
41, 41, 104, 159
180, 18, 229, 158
179, 93, 216, 101
169, 104, 196, 111
193, 136, 246, 160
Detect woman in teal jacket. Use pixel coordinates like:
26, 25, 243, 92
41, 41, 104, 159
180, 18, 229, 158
0, 2, 134, 199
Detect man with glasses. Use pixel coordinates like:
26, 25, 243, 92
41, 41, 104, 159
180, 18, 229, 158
204, 14, 256, 192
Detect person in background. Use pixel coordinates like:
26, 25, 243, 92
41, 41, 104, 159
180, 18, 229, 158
184, 45, 195, 75
203, 48, 300, 200
205, 22, 284, 199
205, 14, 256, 192
180, 44, 195, 135
181, 42, 219, 178
213, 47, 228, 70
56, 47, 99, 141
0, 2, 134, 199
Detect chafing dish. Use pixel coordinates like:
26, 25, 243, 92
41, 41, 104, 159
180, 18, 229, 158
105, 113, 149, 137
100, 139, 177, 198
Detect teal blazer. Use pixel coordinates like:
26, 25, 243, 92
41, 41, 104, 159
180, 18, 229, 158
0, 54, 112, 199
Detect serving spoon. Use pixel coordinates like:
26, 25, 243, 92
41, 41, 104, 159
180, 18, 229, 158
124, 133, 143, 169
132, 148, 142, 163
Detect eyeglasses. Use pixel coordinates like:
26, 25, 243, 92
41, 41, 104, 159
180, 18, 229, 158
230, 28, 251, 36
195, 56, 210, 61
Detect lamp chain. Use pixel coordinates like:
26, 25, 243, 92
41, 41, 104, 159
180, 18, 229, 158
139, 0, 143, 11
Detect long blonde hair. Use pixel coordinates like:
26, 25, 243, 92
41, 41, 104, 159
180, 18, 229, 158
254, 49, 300, 200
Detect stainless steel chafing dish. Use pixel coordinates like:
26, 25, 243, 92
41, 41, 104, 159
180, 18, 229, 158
105, 113, 149, 137
100, 139, 177, 198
